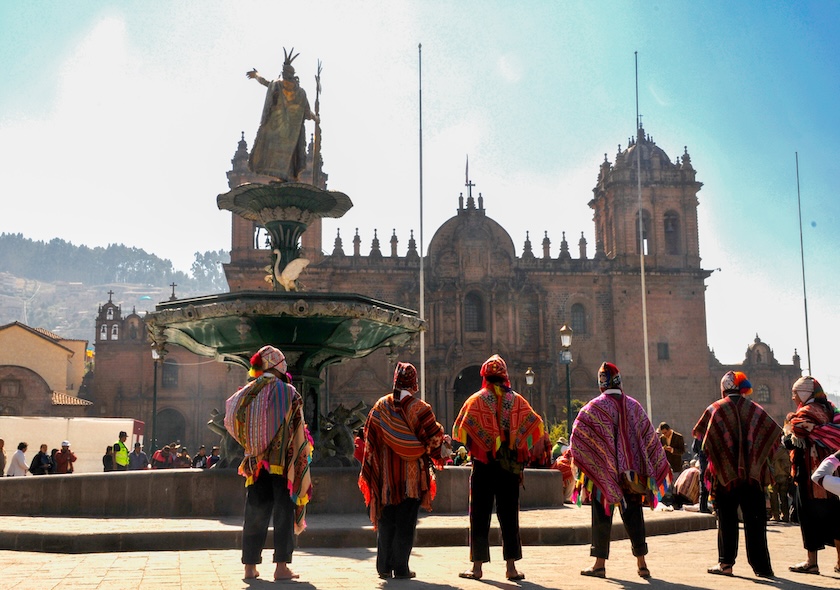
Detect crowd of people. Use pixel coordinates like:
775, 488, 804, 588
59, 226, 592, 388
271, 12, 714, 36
562, 367, 840, 580
1, 431, 222, 476
3, 344, 838, 584
2, 440, 78, 476
357, 358, 840, 582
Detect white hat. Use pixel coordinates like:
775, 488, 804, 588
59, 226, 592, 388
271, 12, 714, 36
61, 440, 70, 447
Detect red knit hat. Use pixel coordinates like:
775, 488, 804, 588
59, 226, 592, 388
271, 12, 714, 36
480, 354, 511, 389
393, 362, 418, 393
598, 362, 622, 392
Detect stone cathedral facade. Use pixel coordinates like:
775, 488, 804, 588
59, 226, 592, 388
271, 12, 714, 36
88, 127, 801, 448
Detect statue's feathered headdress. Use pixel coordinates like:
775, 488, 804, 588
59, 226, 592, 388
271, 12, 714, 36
282, 47, 300, 81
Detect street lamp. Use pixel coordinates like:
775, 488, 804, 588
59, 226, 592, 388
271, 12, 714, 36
559, 324, 573, 436
151, 348, 160, 454
525, 366, 535, 389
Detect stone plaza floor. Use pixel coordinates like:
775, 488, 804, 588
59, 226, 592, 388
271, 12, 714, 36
0, 507, 838, 589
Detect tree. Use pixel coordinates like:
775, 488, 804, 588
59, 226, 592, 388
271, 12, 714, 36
190, 249, 230, 293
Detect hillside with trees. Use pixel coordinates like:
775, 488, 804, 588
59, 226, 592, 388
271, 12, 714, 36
0, 233, 229, 342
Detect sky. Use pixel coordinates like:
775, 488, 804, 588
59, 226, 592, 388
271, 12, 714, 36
1, 1, 838, 394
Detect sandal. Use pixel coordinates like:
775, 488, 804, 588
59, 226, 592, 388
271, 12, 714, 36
638, 566, 651, 579
789, 562, 819, 575
458, 571, 482, 580
708, 564, 733, 576
506, 572, 525, 581
580, 567, 606, 578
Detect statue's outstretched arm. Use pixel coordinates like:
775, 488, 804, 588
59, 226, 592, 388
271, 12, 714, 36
246, 68, 270, 87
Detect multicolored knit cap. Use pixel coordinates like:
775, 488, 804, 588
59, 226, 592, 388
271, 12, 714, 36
792, 375, 823, 403
393, 362, 418, 393
720, 370, 752, 395
598, 362, 622, 392
480, 354, 511, 389
248, 345, 286, 378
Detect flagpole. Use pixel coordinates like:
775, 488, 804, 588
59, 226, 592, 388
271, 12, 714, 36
795, 152, 812, 376
418, 43, 426, 402
635, 51, 653, 419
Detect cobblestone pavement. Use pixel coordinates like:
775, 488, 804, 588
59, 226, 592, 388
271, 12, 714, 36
2, 521, 840, 589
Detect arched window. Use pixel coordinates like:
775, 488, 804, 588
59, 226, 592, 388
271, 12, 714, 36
464, 292, 485, 332
106, 307, 114, 320
635, 209, 652, 255
664, 211, 681, 255
570, 303, 586, 334
100, 324, 108, 340
110, 324, 119, 340
162, 359, 179, 388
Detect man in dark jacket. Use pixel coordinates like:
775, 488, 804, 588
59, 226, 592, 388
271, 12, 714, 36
29, 444, 52, 475
659, 422, 686, 474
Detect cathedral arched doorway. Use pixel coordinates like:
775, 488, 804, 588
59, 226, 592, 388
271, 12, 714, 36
155, 408, 186, 449
453, 365, 482, 419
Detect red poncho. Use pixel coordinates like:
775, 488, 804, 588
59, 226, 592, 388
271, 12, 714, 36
452, 385, 544, 465
359, 393, 445, 528
693, 394, 781, 491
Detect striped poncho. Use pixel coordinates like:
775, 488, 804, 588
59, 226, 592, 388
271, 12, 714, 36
359, 393, 445, 527
693, 394, 781, 491
224, 374, 313, 533
788, 399, 840, 499
452, 385, 544, 466
570, 391, 671, 515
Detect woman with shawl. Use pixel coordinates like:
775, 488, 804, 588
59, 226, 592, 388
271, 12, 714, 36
224, 345, 313, 581
358, 362, 446, 580
783, 375, 840, 576
453, 354, 544, 582
693, 371, 781, 578
570, 362, 670, 580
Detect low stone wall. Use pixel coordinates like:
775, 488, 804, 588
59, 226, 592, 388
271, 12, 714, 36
0, 466, 564, 517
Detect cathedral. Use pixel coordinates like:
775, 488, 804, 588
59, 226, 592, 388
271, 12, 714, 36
87, 126, 801, 449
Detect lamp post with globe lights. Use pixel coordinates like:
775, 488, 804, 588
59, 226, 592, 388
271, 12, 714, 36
559, 325, 573, 436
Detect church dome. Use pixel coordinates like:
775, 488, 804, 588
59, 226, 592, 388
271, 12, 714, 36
615, 126, 673, 170
428, 190, 516, 279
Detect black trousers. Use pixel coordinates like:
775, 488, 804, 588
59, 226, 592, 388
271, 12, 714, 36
469, 459, 522, 563
377, 498, 421, 577
242, 470, 296, 565
590, 494, 647, 559
698, 459, 710, 512
714, 481, 772, 574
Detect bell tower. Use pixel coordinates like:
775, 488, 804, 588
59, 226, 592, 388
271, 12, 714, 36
590, 126, 712, 426
590, 126, 702, 270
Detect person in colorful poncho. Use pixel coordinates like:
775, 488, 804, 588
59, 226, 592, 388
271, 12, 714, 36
782, 375, 840, 576
224, 345, 313, 581
693, 370, 781, 578
570, 362, 670, 580
453, 354, 544, 582
358, 362, 446, 580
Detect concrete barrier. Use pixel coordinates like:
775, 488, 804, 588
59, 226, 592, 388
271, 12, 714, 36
0, 466, 564, 517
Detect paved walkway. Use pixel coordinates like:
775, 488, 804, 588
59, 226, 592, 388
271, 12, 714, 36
1, 521, 838, 589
